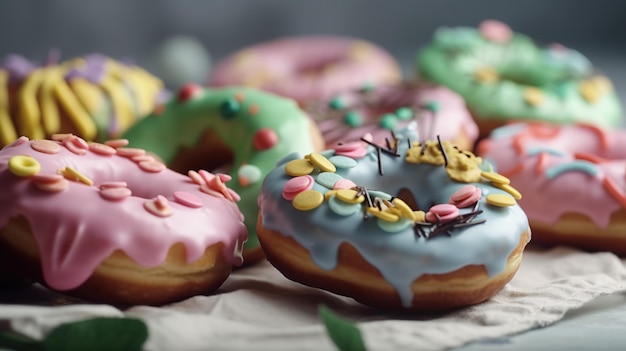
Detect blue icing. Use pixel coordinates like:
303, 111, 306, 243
489, 123, 526, 139
545, 161, 598, 179
259, 137, 529, 308
526, 146, 566, 157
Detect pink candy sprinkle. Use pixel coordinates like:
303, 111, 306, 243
31, 140, 60, 154
89, 142, 117, 156
7, 136, 29, 147
188, 170, 205, 185
449, 185, 482, 208
252, 128, 278, 151
51, 133, 73, 141
100, 187, 132, 201
99, 181, 128, 190
105, 139, 129, 148
139, 160, 166, 173
131, 155, 156, 163
33, 173, 64, 183
282, 175, 314, 200
34, 178, 69, 192
144, 195, 173, 217
333, 179, 357, 190
479, 20, 513, 44
426, 204, 459, 223
116, 148, 146, 158
174, 191, 203, 208
334, 141, 367, 159
63, 136, 89, 155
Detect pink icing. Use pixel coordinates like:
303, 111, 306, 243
477, 123, 626, 228
209, 36, 402, 105
479, 20, 513, 43
0, 138, 247, 291
313, 83, 478, 148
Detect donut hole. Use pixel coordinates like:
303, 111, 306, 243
168, 129, 234, 175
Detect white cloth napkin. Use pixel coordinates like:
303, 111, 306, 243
2, 246, 626, 351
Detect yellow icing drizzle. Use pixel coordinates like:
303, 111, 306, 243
101, 60, 134, 131
53, 75, 97, 140
68, 78, 104, 114
0, 70, 17, 145
18, 68, 45, 138
39, 67, 63, 135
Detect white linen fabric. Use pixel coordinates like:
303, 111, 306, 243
2, 246, 626, 351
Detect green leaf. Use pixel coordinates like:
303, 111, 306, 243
42, 317, 148, 351
0, 330, 44, 351
319, 305, 367, 351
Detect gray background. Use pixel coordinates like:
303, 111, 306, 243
1, 0, 625, 94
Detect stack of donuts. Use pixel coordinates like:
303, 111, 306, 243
1, 18, 623, 310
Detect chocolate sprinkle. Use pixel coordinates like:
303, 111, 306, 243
437, 135, 448, 167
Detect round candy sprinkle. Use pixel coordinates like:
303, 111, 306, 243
486, 193, 516, 207
379, 113, 398, 130
324, 190, 338, 201
395, 107, 413, 120
450, 185, 482, 208
391, 198, 416, 221
8, 136, 29, 147
139, 160, 166, 173
51, 133, 73, 142
88, 142, 116, 156
282, 175, 314, 200
336, 189, 364, 204
308, 153, 336, 173
177, 83, 203, 102
238, 164, 262, 187
413, 210, 426, 223
334, 142, 367, 159
378, 217, 413, 233
494, 183, 522, 200
316, 172, 342, 189
481, 171, 510, 185
116, 148, 146, 158
333, 178, 357, 190
328, 155, 357, 169
424, 101, 440, 113
426, 204, 459, 223
64, 137, 88, 155
100, 187, 132, 201
34, 178, 69, 193
33, 173, 64, 183
285, 159, 314, 176
31, 140, 60, 154
292, 190, 324, 211
328, 96, 345, 110
220, 98, 240, 119
132, 155, 156, 163
9, 155, 40, 177
367, 207, 399, 222
328, 196, 361, 216
253, 128, 278, 151
104, 139, 129, 148
343, 110, 363, 127
174, 191, 203, 208
368, 190, 392, 201
144, 195, 174, 217
99, 181, 127, 190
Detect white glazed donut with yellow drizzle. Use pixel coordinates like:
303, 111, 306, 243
257, 123, 530, 311
0, 53, 167, 147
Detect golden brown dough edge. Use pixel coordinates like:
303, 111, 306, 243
0, 216, 234, 306
257, 213, 531, 311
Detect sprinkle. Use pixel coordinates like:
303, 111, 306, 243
188, 170, 205, 185
328, 96, 345, 110
100, 187, 132, 201
378, 217, 413, 233
494, 183, 522, 200
480, 171, 510, 185
220, 98, 240, 118
253, 128, 278, 151
34, 177, 69, 192
285, 158, 315, 176
379, 114, 398, 130
8, 155, 40, 177
316, 172, 342, 189
437, 135, 448, 167
237, 164, 262, 187
486, 193, 516, 207
99, 181, 127, 190
144, 195, 174, 217
31, 140, 60, 154
395, 107, 413, 120
33, 173, 64, 183
391, 198, 416, 221
174, 191, 203, 208
104, 139, 129, 148
139, 160, 166, 173
500, 164, 525, 178
248, 104, 260, 116
545, 161, 598, 179
292, 190, 324, 211
60, 166, 93, 186
283, 175, 314, 200
116, 147, 146, 158
450, 185, 482, 208
64, 136, 89, 155
426, 204, 459, 223
367, 207, 399, 222
360, 137, 400, 157
51, 133, 73, 142
578, 123, 610, 151
376, 147, 383, 175
131, 155, 156, 163
474, 67, 499, 83
328, 155, 357, 169
343, 110, 363, 127
602, 177, 626, 208
334, 142, 367, 159
328, 196, 361, 216
479, 19, 513, 43
88, 142, 116, 156
308, 152, 336, 173
336, 189, 365, 204
333, 178, 357, 190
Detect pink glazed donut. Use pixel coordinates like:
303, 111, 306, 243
0, 134, 247, 305
477, 122, 626, 255
308, 82, 479, 150
209, 36, 402, 105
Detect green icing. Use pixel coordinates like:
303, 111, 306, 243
122, 87, 317, 254
416, 26, 623, 128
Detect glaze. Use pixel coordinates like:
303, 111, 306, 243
0, 135, 247, 291
122, 86, 320, 259
210, 36, 402, 105
416, 20, 623, 132
258, 124, 529, 307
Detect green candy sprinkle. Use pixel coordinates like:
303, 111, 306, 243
316, 172, 343, 189
329, 96, 345, 110
377, 217, 413, 233
424, 101, 440, 113
395, 107, 413, 120
220, 98, 240, 119
379, 113, 398, 130
328, 196, 361, 216
343, 110, 363, 127
328, 155, 357, 169
358, 83, 376, 93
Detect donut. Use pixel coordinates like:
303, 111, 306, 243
122, 85, 324, 263
0, 134, 247, 305
0, 52, 168, 148
416, 20, 623, 136
209, 36, 402, 106
477, 122, 626, 255
308, 81, 479, 150
257, 124, 530, 311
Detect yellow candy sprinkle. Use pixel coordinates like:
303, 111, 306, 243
60, 166, 94, 186
524, 87, 544, 106
8, 155, 40, 177
307, 153, 336, 173
335, 189, 365, 204
494, 183, 522, 200
292, 190, 324, 211
367, 207, 400, 222
413, 210, 426, 223
324, 190, 338, 201
474, 67, 499, 83
386, 207, 403, 216
392, 198, 416, 220
486, 193, 516, 207
285, 159, 315, 176
481, 171, 510, 185
579, 80, 601, 103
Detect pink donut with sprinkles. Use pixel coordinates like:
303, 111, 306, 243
209, 36, 402, 106
477, 122, 626, 255
0, 134, 247, 305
